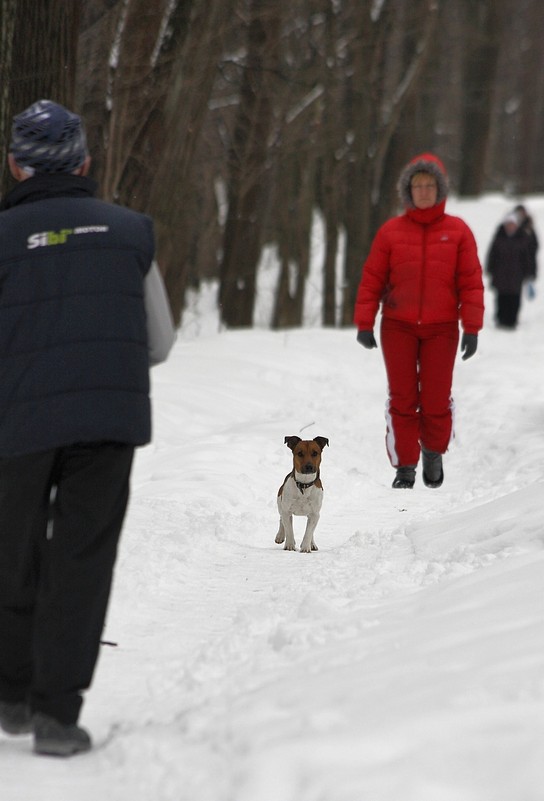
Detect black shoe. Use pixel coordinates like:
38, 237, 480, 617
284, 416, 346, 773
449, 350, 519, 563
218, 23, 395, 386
422, 447, 444, 488
0, 701, 32, 735
33, 713, 92, 757
392, 465, 416, 489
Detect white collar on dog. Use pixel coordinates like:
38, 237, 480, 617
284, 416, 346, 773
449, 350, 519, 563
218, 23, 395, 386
294, 471, 317, 492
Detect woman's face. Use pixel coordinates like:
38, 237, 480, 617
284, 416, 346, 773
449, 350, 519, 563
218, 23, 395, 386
410, 172, 438, 209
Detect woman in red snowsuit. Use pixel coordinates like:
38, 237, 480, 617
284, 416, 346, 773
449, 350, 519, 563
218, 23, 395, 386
354, 153, 484, 489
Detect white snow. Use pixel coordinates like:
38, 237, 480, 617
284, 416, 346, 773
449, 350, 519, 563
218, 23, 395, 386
2, 194, 544, 800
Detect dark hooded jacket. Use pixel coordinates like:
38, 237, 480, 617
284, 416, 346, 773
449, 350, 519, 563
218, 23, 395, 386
0, 174, 154, 456
486, 222, 534, 295
354, 153, 485, 334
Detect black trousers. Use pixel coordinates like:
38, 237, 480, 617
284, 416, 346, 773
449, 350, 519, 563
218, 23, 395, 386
0, 442, 134, 724
496, 292, 521, 328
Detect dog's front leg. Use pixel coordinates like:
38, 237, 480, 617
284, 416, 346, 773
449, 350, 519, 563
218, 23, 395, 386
280, 513, 296, 551
300, 514, 319, 553
274, 519, 285, 544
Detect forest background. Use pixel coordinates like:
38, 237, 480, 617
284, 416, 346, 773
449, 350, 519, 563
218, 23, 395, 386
0, 0, 542, 329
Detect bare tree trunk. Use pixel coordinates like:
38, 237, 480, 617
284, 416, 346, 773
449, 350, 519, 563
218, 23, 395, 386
271, 150, 314, 328
321, 185, 340, 327
320, 0, 341, 327
0, 0, 80, 195
511, 0, 544, 194
457, 0, 501, 196
219, 0, 281, 328
0, 0, 17, 194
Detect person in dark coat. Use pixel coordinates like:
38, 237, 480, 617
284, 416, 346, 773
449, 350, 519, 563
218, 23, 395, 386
0, 100, 176, 757
486, 209, 537, 329
514, 203, 539, 297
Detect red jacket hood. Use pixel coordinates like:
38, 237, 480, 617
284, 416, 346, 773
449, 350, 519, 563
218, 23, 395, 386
397, 153, 449, 211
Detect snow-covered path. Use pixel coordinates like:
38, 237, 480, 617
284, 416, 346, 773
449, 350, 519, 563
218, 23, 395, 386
2, 196, 544, 800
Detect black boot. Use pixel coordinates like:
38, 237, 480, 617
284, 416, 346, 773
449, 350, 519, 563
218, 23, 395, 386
422, 447, 444, 488
0, 701, 32, 735
392, 465, 416, 489
33, 713, 92, 757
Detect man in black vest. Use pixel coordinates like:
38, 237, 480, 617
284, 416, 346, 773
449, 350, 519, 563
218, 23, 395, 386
0, 100, 175, 756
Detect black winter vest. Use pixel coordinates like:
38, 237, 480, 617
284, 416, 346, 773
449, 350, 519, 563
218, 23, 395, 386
0, 175, 154, 456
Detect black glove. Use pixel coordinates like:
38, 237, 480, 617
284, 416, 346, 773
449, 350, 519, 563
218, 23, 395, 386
357, 330, 378, 349
461, 333, 478, 361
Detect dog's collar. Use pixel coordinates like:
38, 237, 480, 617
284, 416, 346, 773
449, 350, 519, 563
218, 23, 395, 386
294, 471, 317, 493
295, 480, 315, 492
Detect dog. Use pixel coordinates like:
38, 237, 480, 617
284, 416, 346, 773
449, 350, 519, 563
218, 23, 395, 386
275, 435, 329, 553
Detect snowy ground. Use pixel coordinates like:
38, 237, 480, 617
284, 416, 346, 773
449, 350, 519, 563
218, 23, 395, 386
2, 195, 544, 800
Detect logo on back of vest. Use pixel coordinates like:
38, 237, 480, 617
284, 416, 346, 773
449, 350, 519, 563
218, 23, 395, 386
27, 226, 109, 249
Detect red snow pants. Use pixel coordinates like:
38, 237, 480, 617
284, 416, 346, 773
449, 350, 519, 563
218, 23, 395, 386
379, 317, 459, 467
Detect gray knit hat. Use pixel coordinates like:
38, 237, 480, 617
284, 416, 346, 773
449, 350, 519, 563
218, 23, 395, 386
10, 99, 88, 175
397, 153, 449, 210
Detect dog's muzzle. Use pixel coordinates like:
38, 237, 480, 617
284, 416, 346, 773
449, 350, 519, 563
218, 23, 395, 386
301, 463, 317, 474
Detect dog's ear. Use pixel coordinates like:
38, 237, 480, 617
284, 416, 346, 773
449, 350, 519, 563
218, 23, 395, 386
284, 435, 301, 450
313, 436, 329, 450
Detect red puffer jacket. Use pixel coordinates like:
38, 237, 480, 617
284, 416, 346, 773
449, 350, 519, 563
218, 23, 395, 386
354, 154, 484, 334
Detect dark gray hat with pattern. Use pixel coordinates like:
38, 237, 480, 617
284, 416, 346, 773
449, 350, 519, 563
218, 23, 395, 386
10, 99, 88, 175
